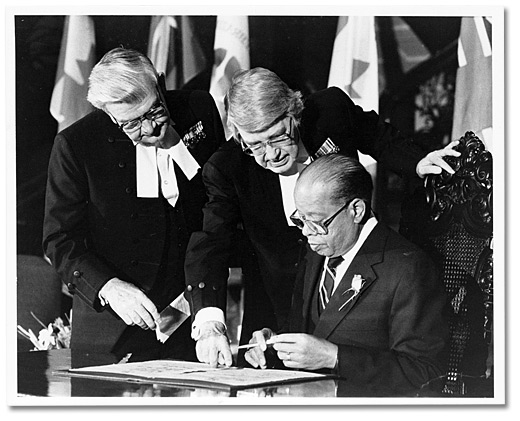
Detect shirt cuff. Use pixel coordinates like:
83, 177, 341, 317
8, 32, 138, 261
191, 307, 226, 340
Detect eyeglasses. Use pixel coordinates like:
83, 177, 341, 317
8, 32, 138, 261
112, 90, 169, 134
239, 118, 297, 156
290, 199, 354, 235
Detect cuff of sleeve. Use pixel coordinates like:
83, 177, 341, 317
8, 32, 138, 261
191, 307, 226, 341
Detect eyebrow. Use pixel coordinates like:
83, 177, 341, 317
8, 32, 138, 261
119, 97, 161, 125
269, 125, 288, 139
243, 125, 289, 145
297, 210, 327, 222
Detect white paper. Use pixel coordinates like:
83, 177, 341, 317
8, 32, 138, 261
69, 359, 328, 389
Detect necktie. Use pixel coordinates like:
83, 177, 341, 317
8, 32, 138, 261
319, 256, 344, 313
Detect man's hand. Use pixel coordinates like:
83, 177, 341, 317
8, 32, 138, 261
244, 328, 275, 369
98, 277, 160, 330
269, 333, 338, 371
195, 321, 233, 368
416, 140, 461, 178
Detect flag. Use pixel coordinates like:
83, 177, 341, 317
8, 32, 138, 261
147, 16, 207, 90
451, 16, 492, 151
209, 16, 250, 139
49, 15, 96, 132
148, 16, 178, 89
180, 16, 207, 87
327, 16, 379, 199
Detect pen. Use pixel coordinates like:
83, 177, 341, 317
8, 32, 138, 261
237, 339, 275, 350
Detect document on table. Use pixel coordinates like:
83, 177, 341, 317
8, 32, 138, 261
66, 360, 333, 390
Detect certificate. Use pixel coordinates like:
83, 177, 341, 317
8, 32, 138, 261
64, 360, 334, 391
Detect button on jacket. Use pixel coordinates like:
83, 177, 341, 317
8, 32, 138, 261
43, 90, 225, 358
184, 87, 425, 349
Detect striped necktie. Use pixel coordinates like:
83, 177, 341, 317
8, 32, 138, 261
319, 256, 344, 313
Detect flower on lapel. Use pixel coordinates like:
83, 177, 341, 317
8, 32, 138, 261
339, 274, 366, 311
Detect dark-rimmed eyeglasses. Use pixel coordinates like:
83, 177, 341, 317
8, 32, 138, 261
290, 199, 354, 235
239, 117, 297, 156
111, 89, 169, 134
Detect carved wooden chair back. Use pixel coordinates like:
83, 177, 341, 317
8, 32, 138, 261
399, 131, 493, 396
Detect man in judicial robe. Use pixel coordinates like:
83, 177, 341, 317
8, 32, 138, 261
43, 48, 225, 360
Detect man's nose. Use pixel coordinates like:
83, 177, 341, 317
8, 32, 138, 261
301, 222, 315, 237
140, 118, 157, 136
264, 142, 281, 159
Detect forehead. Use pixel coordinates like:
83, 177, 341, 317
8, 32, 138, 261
238, 118, 288, 144
105, 92, 157, 123
295, 181, 336, 216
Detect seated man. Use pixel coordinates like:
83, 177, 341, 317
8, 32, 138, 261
245, 154, 449, 392
185, 67, 459, 368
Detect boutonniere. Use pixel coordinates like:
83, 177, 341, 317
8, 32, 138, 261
339, 274, 366, 311
182, 121, 206, 149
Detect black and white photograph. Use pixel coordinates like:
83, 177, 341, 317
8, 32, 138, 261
3, 1, 510, 412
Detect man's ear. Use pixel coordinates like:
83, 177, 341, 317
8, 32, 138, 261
157, 72, 167, 94
351, 198, 367, 224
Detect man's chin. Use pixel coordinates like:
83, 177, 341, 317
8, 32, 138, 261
267, 159, 295, 175
138, 137, 162, 147
309, 244, 328, 255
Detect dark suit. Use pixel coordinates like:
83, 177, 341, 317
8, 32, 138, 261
43, 90, 225, 360
288, 222, 449, 393
184, 87, 425, 347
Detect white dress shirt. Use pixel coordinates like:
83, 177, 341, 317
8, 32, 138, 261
192, 144, 311, 338
319, 216, 378, 295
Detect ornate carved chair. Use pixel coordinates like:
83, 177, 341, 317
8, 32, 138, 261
399, 131, 493, 397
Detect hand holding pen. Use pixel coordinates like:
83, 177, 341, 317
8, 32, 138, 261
242, 327, 276, 369
243, 330, 339, 371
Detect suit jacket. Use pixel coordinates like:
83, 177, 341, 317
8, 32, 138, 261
184, 87, 425, 345
288, 222, 449, 393
43, 90, 225, 359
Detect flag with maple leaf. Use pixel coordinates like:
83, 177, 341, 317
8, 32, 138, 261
147, 16, 207, 90
328, 16, 379, 200
209, 16, 250, 140
50, 15, 96, 132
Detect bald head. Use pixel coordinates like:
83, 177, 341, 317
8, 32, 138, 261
293, 155, 373, 256
295, 154, 373, 208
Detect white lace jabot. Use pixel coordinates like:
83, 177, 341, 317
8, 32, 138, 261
134, 134, 200, 207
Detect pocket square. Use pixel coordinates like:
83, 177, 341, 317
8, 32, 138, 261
182, 121, 206, 149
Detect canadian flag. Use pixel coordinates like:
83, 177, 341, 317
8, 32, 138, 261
49, 16, 96, 132
328, 16, 379, 197
209, 16, 250, 140
147, 16, 207, 90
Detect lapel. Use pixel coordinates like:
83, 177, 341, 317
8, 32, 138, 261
311, 223, 390, 339
301, 249, 325, 317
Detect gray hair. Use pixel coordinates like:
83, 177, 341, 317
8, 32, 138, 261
298, 154, 373, 207
87, 48, 159, 110
224, 67, 304, 138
